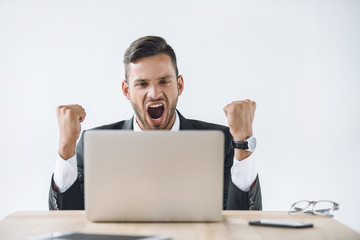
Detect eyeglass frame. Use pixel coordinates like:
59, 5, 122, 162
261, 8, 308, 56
288, 200, 339, 218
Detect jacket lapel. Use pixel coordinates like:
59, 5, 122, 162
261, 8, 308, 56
122, 116, 134, 130
178, 110, 194, 130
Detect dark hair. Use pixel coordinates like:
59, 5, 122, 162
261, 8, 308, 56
123, 36, 178, 81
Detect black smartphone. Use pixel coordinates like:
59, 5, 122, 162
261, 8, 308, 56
27, 232, 171, 240
249, 219, 313, 228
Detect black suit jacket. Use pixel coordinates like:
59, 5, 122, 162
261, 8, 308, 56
49, 111, 262, 210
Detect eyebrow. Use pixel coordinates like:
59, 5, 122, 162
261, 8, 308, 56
133, 79, 147, 83
133, 75, 174, 83
159, 75, 173, 80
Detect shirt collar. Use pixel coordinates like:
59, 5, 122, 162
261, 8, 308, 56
133, 111, 180, 132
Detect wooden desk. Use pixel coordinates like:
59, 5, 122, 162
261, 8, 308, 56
0, 211, 358, 240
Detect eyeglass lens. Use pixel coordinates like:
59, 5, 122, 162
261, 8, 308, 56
313, 201, 335, 214
290, 200, 310, 212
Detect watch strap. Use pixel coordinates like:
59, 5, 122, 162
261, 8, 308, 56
231, 140, 248, 149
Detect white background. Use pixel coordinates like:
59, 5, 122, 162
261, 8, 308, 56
1, 0, 359, 234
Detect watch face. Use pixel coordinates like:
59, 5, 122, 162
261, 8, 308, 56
247, 137, 257, 151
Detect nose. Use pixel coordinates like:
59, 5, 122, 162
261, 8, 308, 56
147, 84, 163, 100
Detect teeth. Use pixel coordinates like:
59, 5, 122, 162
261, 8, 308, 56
149, 104, 163, 108
151, 117, 161, 121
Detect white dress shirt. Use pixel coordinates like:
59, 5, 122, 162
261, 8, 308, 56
53, 112, 257, 193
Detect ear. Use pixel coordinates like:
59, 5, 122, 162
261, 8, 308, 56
177, 75, 184, 96
122, 80, 130, 100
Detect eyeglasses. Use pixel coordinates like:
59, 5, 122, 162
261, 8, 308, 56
289, 200, 339, 218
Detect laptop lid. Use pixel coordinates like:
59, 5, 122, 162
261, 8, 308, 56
84, 130, 224, 222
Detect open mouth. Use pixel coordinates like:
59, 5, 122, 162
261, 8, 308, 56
147, 103, 165, 120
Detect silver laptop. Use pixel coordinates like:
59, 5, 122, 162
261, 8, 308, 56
84, 130, 224, 222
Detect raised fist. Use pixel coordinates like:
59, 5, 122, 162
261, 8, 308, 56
56, 104, 86, 160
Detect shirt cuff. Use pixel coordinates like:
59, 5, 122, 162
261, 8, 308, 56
53, 153, 78, 193
230, 153, 257, 192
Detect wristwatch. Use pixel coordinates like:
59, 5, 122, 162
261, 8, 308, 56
231, 136, 256, 152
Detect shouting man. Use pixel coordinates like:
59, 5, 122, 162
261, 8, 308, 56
49, 36, 262, 211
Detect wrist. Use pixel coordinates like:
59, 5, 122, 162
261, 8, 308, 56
59, 142, 76, 160
232, 132, 253, 141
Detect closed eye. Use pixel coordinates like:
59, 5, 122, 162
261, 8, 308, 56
160, 80, 170, 84
134, 80, 148, 87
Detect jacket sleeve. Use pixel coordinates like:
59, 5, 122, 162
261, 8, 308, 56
48, 175, 84, 210
48, 132, 85, 210
226, 174, 262, 210
223, 133, 262, 210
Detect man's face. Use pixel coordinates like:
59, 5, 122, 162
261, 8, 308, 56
122, 53, 184, 130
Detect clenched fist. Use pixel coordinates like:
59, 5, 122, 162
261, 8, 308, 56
57, 104, 86, 160
223, 99, 256, 160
